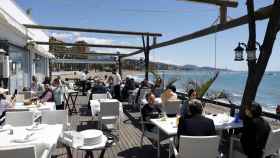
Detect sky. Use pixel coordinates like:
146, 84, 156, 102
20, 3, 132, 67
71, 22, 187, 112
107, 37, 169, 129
15, 0, 280, 71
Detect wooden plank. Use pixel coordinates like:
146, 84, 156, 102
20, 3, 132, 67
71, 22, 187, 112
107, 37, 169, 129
24, 24, 162, 37
178, 0, 238, 8
36, 41, 143, 50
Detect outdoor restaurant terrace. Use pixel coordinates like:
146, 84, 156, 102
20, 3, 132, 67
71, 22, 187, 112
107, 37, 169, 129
1, 0, 280, 158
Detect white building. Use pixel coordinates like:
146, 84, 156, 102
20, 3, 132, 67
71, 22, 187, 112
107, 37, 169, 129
0, 0, 54, 93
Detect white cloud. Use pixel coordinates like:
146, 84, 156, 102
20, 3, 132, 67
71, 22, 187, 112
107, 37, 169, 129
50, 32, 75, 41
76, 37, 113, 45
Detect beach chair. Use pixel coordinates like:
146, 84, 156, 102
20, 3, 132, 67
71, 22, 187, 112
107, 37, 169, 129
169, 135, 220, 158
229, 129, 280, 158
0, 145, 50, 158
163, 100, 181, 116
6, 111, 33, 126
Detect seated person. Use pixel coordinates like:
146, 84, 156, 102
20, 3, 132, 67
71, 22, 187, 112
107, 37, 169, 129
152, 78, 164, 97
91, 79, 108, 94
141, 93, 161, 133
180, 89, 198, 116
178, 99, 216, 137
240, 102, 271, 158
0, 89, 14, 125
39, 84, 54, 103
160, 85, 178, 106
31, 76, 43, 91
136, 79, 153, 104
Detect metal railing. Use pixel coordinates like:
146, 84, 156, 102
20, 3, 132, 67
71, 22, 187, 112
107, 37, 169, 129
176, 92, 279, 120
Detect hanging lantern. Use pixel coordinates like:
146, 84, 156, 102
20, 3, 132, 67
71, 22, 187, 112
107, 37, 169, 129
246, 47, 257, 61
234, 43, 244, 61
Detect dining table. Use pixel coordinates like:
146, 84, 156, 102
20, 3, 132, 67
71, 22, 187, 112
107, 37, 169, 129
150, 113, 243, 158
0, 124, 63, 158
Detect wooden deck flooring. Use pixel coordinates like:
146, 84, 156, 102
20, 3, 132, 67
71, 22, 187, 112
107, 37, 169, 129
52, 96, 170, 158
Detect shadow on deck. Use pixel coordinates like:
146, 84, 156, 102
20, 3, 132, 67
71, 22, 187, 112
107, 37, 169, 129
53, 96, 169, 158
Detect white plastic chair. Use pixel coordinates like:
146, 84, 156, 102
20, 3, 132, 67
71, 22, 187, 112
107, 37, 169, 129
41, 110, 70, 130
6, 111, 33, 126
229, 128, 280, 158
137, 88, 151, 110
98, 100, 120, 132
170, 135, 220, 158
163, 100, 181, 116
0, 145, 49, 158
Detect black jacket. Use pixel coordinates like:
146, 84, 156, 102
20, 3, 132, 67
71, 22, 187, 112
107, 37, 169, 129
177, 115, 216, 136
241, 116, 271, 158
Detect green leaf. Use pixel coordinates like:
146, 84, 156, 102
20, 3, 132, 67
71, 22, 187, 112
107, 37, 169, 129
196, 71, 220, 98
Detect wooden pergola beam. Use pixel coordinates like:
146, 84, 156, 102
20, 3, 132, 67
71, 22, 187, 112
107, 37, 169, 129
23, 24, 162, 37
178, 0, 238, 8
124, 5, 272, 57
53, 52, 126, 56
35, 41, 143, 49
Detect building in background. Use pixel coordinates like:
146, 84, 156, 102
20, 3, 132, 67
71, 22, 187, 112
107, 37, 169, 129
0, 0, 54, 92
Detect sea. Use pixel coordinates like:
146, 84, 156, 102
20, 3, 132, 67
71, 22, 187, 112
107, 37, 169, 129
133, 70, 280, 113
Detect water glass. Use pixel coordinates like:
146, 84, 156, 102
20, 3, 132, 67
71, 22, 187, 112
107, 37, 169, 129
72, 132, 84, 148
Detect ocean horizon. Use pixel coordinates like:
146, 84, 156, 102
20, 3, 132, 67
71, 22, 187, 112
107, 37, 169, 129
134, 70, 280, 113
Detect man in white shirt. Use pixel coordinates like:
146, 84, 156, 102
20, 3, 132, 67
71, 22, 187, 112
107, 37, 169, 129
112, 68, 121, 100
80, 70, 88, 95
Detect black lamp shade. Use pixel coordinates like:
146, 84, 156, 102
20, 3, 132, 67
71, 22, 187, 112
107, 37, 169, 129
246, 48, 257, 61
234, 44, 244, 61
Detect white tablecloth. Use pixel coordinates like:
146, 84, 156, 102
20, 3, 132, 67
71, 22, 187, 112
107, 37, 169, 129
8, 102, 56, 112
150, 114, 243, 136
90, 99, 123, 117
0, 124, 63, 157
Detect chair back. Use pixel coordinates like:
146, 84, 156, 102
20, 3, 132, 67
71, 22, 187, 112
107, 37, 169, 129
100, 101, 119, 117
263, 128, 280, 157
163, 100, 181, 115
0, 145, 36, 158
6, 111, 33, 126
92, 93, 108, 100
41, 110, 68, 130
138, 88, 151, 104
179, 135, 220, 158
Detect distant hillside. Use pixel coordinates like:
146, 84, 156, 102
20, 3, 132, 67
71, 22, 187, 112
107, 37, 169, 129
181, 64, 230, 71
123, 59, 231, 71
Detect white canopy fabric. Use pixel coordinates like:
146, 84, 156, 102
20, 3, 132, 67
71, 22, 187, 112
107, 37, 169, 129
0, 0, 54, 58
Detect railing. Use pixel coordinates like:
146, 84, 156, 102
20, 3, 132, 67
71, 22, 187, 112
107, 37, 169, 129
176, 92, 279, 120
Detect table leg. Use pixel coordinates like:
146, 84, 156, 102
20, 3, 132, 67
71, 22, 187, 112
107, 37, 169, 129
70, 92, 78, 114
65, 145, 73, 158
85, 151, 94, 158
157, 127, 160, 158
64, 94, 72, 115
99, 148, 107, 158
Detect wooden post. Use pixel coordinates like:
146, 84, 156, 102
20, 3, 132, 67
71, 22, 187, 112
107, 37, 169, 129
118, 57, 123, 78
220, 6, 227, 24
142, 35, 150, 80
241, 0, 280, 117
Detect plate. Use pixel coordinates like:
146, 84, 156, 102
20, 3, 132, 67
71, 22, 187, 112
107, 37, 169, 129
12, 136, 37, 143
26, 124, 47, 131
